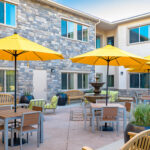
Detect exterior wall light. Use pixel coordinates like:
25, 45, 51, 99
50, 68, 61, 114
120, 71, 124, 75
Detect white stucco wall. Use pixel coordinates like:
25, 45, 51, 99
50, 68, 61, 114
96, 17, 150, 90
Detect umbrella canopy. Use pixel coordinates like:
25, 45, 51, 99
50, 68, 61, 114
127, 68, 150, 73
0, 33, 64, 113
0, 33, 64, 61
71, 45, 148, 66
71, 45, 148, 106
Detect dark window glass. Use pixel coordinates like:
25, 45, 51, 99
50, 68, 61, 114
78, 74, 82, 89
61, 73, 67, 89
61, 19, 67, 37
77, 24, 82, 41
108, 75, 114, 87
6, 3, 16, 26
107, 37, 114, 46
0, 1, 4, 24
140, 73, 149, 88
130, 74, 139, 88
96, 36, 101, 48
140, 25, 149, 42
130, 28, 139, 43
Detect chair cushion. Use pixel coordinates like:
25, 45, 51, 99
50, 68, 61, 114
44, 96, 58, 109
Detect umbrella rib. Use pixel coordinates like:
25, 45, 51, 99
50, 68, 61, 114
33, 52, 43, 61
93, 57, 100, 65
129, 57, 144, 64
2, 50, 13, 55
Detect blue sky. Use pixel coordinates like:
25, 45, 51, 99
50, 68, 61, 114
53, 0, 150, 21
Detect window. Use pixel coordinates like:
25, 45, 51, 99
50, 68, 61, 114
96, 36, 101, 48
130, 28, 139, 43
61, 19, 88, 42
129, 25, 150, 43
61, 73, 74, 90
108, 75, 114, 87
61, 19, 67, 37
0, 1, 16, 27
78, 73, 88, 89
61, 72, 89, 90
107, 37, 114, 46
68, 21, 74, 39
77, 24, 82, 40
130, 73, 150, 88
0, 70, 14, 92
83, 26, 88, 42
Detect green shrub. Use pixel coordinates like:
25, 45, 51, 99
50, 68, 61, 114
132, 104, 150, 127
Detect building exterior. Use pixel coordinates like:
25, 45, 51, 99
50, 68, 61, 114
0, 0, 99, 100
1, 0, 150, 99
96, 14, 150, 94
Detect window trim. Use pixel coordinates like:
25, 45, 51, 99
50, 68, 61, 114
0, 0, 17, 28
61, 18, 89, 43
128, 24, 150, 45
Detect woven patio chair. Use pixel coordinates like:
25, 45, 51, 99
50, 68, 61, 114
120, 129, 150, 150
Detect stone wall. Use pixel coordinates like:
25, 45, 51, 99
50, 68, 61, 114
0, 0, 97, 100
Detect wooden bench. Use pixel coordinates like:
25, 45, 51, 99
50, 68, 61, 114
0, 94, 19, 105
64, 90, 84, 104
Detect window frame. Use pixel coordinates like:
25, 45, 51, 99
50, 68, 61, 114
128, 24, 150, 45
61, 18, 89, 43
0, 69, 15, 93
129, 73, 150, 89
0, 1, 17, 28
61, 71, 89, 91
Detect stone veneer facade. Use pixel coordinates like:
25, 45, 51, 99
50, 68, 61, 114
0, 0, 97, 100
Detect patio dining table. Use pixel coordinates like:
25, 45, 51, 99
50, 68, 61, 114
141, 96, 150, 104
0, 108, 44, 150
90, 103, 127, 133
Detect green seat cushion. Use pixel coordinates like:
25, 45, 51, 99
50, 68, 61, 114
44, 96, 58, 109
29, 99, 45, 110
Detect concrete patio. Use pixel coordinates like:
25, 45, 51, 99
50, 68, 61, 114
0, 104, 124, 150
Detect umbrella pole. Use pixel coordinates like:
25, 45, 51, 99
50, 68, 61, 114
106, 60, 110, 106
148, 69, 150, 95
14, 52, 17, 113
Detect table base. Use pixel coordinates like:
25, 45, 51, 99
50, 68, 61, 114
8, 138, 26, 146
102, 126, 113, 131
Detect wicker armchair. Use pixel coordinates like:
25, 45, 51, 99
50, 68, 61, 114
120, 129, 150, 150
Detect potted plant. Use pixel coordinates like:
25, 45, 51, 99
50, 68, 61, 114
20, 89, 34, 104
124, 104, 150, 142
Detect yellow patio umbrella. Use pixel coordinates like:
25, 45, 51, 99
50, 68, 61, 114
71, 45, 148, 106
0, 33, 64, 112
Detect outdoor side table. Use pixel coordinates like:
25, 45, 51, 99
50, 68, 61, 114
118, 97, 134, 102
141, 96, 150, 104
0, 108, 43, 150
90, 103, 126, 133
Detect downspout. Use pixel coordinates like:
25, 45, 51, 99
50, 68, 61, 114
94, 19, 101, 79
